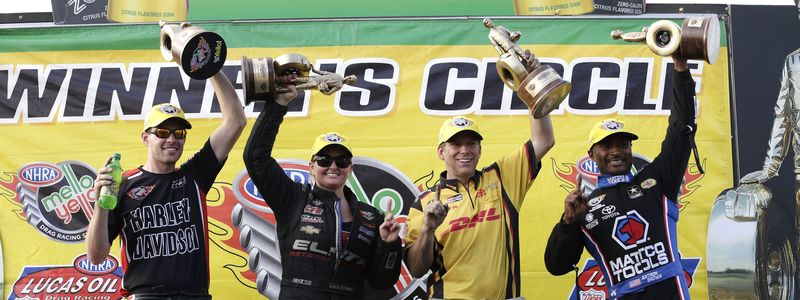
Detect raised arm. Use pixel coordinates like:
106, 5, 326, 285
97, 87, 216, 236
208, 72, 247, 162
529, 113, 555, 163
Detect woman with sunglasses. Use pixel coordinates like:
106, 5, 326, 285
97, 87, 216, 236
243, 86, 403, 299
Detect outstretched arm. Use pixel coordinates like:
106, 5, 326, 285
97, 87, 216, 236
208, 72, 247, 162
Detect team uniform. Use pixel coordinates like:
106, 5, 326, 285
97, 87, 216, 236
404, 141, 540, 299
544, 70, 698, 299
107, 140, 222, 298
243, 101, 402, 299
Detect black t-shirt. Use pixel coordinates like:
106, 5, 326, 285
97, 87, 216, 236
107, 140, 223, 296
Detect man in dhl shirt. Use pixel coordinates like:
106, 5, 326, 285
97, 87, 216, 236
404, 113, 555, 299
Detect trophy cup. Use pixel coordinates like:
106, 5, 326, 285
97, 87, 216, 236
611, 16, 720, 64
160, 20, 227, 80
484, 18, 572, 119
241, 53, 357, 105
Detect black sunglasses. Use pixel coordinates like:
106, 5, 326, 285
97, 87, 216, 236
146, 127, 187, 139
313, 155, 352, 168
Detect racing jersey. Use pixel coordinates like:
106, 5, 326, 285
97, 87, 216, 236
405, 140, 540, 299
243, 101, 403, 298
544, 70, 698, 299
107, 140, 222, 296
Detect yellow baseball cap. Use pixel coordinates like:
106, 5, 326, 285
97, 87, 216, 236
438, 116, 483, 144
588, 118, 638, 149
143, 103, 192, 131
311, 132, 353, 157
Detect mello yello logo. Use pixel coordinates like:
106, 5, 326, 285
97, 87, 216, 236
17, 161, 98, 243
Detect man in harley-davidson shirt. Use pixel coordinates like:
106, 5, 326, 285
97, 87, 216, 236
544, 55, 698, 300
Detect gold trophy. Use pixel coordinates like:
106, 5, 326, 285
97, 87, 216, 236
611, 16, 720, 64
160, 20, 227, 80
241, 53, 357, 105
484, 18, 572, 119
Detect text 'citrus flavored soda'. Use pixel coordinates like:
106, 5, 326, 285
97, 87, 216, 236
98, 153, 122, 209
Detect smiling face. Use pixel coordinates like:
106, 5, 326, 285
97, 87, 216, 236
142, 118, 187, 172
310, 146, 352, 192
588, 134, 633, 176
438, 131, 482, 183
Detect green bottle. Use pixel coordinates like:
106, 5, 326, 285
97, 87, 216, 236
98, 153, 122, 210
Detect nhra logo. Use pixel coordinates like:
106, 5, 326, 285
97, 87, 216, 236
569, 257, 700, 300
233, 159, 310, 213
159, 104, 179, 114
324, 133, 345, 143
612, 211, 649, 250
16, 161, 98, 243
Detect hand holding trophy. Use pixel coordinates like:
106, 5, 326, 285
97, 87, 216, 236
241, 54, 357, 105
484, 18, 572, 119
159, 20, 227, 79
611, 16, 720, 64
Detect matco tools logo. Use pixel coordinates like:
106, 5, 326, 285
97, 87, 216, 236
16, 161, 97, 243
612, 211, 649, 250
568, 258, 700, 300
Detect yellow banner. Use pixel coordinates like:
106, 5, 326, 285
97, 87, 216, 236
0, 42, 730, 299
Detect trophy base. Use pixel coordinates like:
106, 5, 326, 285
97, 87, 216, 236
162, 28, 226, 80
518, 65, 571, 119
680, 16, 720, 64
241, 56, 276, 104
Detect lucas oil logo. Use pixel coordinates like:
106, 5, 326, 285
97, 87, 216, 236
9, 254, 123, 299
612, 211, 649, 250
16, 161, 98, 243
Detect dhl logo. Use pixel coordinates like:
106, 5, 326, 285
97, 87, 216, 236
447, 208, 501, 234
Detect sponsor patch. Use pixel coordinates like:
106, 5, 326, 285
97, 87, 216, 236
579, 289, 606, 300
303, 205, 323, 215
358, 226, 375, 237
292, 278, 313, 286
10, 254, 124, 299
301, 215, 324, 224
612, 210, 649, 250
588, 194, 605, 206
446, 194, 463, 204
640, 178, 657, 189
360, 211, 375, 221
171, 177, 186, 189
585, 213, 594, 222
601, 205, 616, 215
299, 225, 321, 235
626, 185, 643, 199
585, 219, 599, 230
127, 185, 155, 201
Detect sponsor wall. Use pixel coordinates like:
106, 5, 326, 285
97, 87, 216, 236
0, 17, 731, 299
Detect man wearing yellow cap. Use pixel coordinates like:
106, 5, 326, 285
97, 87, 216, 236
544, 56, 697, 299
87, 72, 246, 299
242, 86, 402, 299
404, 106, 556, 296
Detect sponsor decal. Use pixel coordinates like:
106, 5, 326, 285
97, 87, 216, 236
609, 242, 668, 282
612, 211, 649, 250
299, 225, 321, 235
233, 159, 311, 213
601, 205, 616, 215
323, 133, 345, 143
9, 254, 123, 299
640, 178, 656, 189
626, 185, 643, 199
190, 36, 211, 72
601, 120, 623, 130
312, 200, 323, 206
585, 213, 594, 222
16, 161, 98, 243
292, 278, 313, 286
451, 117, 473, 127
606, 175, 629, 186
447, 208, 501, 234
360, 211, 375, 221
568, 258, 700, 300
579, 289, 606, 300
475, 188, 486, 199
303, 205, 323, 215
446, 194, 463, 204
588, 195, 605, 206
585, 219, 600, 230
358, 226, 375, 238
127, 185, 155, 201
301, 215, 324, 224
171, 177, 185, 189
